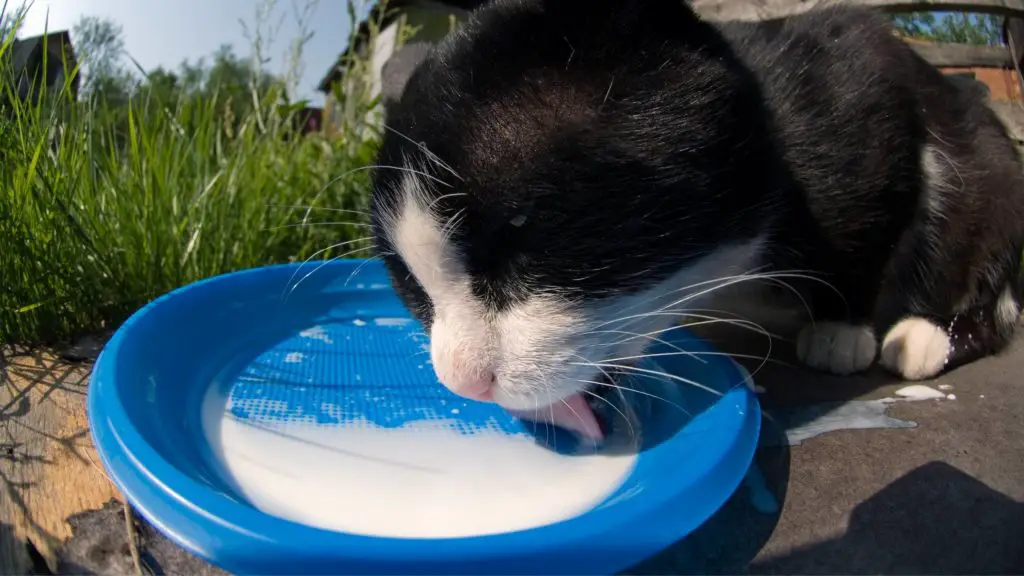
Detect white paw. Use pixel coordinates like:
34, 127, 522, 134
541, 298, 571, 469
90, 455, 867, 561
880, 317, 951, 381
796, 322, 877, 375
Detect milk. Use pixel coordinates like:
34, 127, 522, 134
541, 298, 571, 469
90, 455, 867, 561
200, 386, 637, 538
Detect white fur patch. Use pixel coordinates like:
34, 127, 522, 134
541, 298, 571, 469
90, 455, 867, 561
880, 316, 951, 381
921, 144, 955, 217
796, 322, 877, 375
996, 284, 1021, 330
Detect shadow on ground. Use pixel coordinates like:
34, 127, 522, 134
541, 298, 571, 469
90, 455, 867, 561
627, 410, 793, 575
57, 499, 227, 575
750, 461, 1024, 574
629, 324, 1024, 574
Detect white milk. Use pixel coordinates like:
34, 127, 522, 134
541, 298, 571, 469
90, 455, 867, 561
200, 387, 637, 538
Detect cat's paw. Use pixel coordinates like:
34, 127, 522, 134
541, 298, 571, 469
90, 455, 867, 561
880, 317, 950, 381
796, 321, 877, 375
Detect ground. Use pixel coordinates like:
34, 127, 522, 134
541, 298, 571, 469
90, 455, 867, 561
1, 328, 1021, 574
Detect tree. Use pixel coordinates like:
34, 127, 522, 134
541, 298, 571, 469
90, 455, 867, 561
135, 65, 179, 105
0, 2, 28, 43
891, 12, 1004, 46
71, 15, 134, 102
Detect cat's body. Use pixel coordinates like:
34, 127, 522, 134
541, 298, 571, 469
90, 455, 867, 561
712, 11, 1024, 378
369, 0, 1024, 440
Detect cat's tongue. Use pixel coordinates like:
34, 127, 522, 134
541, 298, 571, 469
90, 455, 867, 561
508, 393, 604, 443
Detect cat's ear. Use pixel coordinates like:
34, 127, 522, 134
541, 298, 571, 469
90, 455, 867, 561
632, 0, 700, 19
546, 0, 700, 22
542, 0, 704, 38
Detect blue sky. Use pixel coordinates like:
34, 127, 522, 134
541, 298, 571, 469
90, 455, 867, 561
18, 0, 363, 104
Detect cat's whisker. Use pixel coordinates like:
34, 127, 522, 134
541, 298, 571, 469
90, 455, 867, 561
573, 361, 722, 396
264, 221, 373, 232
589, 267, 772, 325
284, 244, 377, 300
651, 271, 840, 320
336, 163, 453, 189
602, 311, 778, 379
593, 269, 840, 330
579, 329, 707, 364
584, 310, 776, 391
559, 397, 590, 438
440, 208, 467, 244
382, 123, 464, 182
427, 192, 468, 213
547, 394, 557, 450
598, 315, 774, 379
566, 351, 622, 385
600, 349, 785, 367
641, 311, 777, 340
343, 256, 378, 287
595, 349, 780, 388
280, 238, 373, 301
580, 388, 636, 440
267, 204, 370, 217
584, 314, 777, 347
576, 378, 691, 417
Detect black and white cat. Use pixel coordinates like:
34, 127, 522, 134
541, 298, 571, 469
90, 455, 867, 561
368, 0, 1024, 440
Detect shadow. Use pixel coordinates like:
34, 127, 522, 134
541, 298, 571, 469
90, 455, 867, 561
0, 345, 109, 574
626, 409, 792, 574
58, 331, 113, 364
57, 499, 229, 576
750, 461, 1024, 575
690, 322, 908, 430
57, 499, 136, 575
134, 505, 230, 576
1, 519, 54, 575
1, 520, 29, 574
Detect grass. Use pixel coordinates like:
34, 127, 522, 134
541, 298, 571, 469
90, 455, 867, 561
0, 2, 391, 345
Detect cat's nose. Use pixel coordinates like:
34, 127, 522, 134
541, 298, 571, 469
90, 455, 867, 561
441, 368, 496, 401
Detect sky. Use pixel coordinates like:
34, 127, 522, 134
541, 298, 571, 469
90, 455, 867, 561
17, 0, 363, 104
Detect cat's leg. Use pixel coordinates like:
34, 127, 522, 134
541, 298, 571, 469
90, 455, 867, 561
880, 269, 1022, 380
795, 270, 881, 376
879, 144, 1024, 380
880, 283, 1021, 381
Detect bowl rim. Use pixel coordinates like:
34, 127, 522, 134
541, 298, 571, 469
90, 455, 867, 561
88, 259, 762, 571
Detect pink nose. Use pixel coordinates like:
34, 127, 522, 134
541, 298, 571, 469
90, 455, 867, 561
445, 371, 496, 401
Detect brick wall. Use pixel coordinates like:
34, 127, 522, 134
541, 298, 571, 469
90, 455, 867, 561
939, 66, 1022, 101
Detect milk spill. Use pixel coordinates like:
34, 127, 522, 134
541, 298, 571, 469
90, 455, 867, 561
200, 387, 637, 538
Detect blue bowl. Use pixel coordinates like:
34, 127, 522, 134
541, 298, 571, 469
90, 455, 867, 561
88, 259, 760, 575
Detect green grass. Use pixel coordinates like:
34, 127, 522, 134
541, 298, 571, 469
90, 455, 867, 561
0, 8, 386, 345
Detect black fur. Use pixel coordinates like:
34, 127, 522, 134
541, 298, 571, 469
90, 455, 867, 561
370, 0, 1024, 376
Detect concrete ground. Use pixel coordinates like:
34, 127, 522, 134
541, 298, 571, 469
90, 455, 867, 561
632, 328, 1024, 575
13, 329, 1023, 574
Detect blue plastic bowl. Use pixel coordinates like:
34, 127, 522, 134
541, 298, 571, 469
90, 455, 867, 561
88, 259, 760, 575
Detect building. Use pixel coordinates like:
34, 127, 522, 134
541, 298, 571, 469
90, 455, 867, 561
319, 2, 1024, 143
317, 0, 485, 133
8, 30, 79, 104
